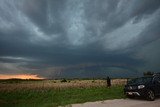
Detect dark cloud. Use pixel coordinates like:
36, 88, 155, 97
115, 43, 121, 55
0, 0, 160, 78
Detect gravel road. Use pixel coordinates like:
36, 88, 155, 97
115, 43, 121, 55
70, 98, 160, 107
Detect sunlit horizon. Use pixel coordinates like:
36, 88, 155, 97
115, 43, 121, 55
0, 74, 44, 79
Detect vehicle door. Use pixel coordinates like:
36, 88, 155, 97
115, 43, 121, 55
153, 76, 160, 95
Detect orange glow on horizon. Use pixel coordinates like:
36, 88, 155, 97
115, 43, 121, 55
0, 74, 44, 79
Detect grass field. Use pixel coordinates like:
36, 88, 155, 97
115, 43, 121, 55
0, 79, 127, 107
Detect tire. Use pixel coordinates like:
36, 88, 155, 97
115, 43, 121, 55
146, 90, 155, 101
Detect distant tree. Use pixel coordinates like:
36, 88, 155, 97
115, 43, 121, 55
106, 76, 111, 88
61, 78, 67, 82
143, 71, 154, 76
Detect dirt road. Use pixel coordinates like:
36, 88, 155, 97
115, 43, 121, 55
71, 98, 160, 107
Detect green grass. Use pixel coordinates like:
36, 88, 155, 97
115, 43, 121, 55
0, 86, 125, 107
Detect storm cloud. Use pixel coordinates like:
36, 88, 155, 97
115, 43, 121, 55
0, 0, 160, 78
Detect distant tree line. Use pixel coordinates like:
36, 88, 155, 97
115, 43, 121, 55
143, 71, 154, 76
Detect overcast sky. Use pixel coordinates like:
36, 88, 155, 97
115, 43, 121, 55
0, 0, 160, 78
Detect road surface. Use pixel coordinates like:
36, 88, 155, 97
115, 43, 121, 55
69, 98, 160, 107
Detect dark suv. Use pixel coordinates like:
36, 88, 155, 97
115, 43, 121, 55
124, 74, 160, 101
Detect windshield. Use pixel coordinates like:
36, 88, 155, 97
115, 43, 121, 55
128, 77, 152, 84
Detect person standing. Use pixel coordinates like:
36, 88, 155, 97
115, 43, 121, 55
107, 76, 111, 88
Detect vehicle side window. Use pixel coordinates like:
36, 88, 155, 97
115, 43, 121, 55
154, 77, 160, 84
157, 77, 160, 83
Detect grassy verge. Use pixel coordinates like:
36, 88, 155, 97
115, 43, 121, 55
0, 85, 125, 107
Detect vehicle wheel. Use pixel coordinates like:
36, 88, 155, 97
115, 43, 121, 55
146, 90, 155, 101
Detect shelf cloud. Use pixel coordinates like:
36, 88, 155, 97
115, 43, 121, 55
0, 0, 160, 78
